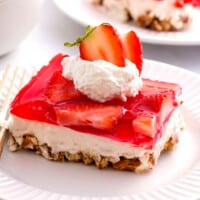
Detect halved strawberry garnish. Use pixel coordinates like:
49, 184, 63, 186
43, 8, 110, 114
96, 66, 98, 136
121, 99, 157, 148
65, 24, 126, 67
45, 71, 82, 104
54, 102, 123, 131
80, 24, 125, 67
64, 23, 143, 71
120, 31, 143, 74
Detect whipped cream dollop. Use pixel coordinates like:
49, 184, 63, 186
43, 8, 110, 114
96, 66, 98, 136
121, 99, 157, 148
62, 56, 142, 103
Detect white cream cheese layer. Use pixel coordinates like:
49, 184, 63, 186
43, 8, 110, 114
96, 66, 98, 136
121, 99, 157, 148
62, 56, 142, 103
8, 109, 183, 171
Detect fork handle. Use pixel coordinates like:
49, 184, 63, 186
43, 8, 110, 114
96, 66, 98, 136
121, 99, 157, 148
0, 127, 7, 158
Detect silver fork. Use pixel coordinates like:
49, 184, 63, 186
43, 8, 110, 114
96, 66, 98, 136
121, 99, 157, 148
0, 66, 34, 157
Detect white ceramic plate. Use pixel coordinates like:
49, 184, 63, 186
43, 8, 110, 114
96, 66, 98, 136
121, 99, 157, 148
0, 60, 200, 200
53, 0, 200, 46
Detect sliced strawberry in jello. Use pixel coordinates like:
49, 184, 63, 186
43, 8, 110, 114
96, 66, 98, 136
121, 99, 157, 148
141, 78, 182, 96
10, 54, 67, 123
130, 92, 174, 138
10, 100, 56, 123
175, 0, 200, 7
132, 112, 158, 138
45, 71, 82, 104
190, 0, 200, 6
54, 102, 123, 131
11, 54, 68, 105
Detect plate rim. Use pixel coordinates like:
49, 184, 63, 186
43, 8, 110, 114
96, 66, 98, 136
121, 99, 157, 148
0, 59, 200, 200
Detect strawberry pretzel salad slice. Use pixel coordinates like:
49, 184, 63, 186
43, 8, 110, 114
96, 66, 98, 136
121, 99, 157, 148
91, 0, 200, 31
8, 24, 184, 173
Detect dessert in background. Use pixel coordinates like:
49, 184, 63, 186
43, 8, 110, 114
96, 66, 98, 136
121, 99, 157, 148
8, 24, 184, 172
91, 0, 200, 31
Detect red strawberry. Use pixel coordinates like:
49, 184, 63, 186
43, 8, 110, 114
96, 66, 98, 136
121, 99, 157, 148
54, 102, 123, 131
131, 91, 175, 137
174, 0, 185, 7
120, 31, 143, 74
141, 78, 182, 96
139, 79, 181, 123
79, 24, 126, 67
193, 0, 200, 6
65, 24, 126, 67
132, 113, 157, 137
186, 0, 200, 6
176, 0, 200, 7
141, 93, 167, 112
125, 78, 181, 138
45, 71, 82, 103
174, 0, 200, 7
142, 92, 175, 123
10, 100, 56, 123
65, 24, 143, 71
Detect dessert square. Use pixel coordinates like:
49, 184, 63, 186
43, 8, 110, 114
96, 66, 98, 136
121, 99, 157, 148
7, 24, 183, 172
92, 0, 200, 31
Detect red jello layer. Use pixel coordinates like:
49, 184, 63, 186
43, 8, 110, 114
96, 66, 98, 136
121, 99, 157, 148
155, 0, 200, 8
10, 54, 181, 149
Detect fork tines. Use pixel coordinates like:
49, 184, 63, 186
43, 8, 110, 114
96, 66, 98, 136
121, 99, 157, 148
0, 66, 30, 158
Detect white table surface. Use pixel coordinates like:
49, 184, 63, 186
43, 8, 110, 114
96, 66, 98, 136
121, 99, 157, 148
0, 0, 200, 74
